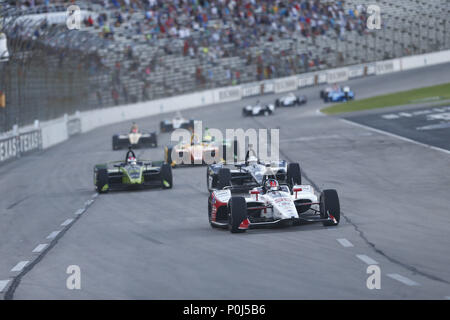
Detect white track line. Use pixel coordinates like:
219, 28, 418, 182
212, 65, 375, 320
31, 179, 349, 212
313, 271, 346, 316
0, 280, 9, 292
337, 238, 354, 247
61, 218, 74, 227
11, 261, 29, 272
92, 193, 99, 198
32, 244, 48, 253
341, 119, 450, 155
75, 208, 85, 215
356, 254, 379, 265
46, 230, 61, 240
0, 280, 10, 292
387, 273, 420, 286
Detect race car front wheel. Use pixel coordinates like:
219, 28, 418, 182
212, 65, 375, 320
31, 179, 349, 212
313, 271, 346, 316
160, 164, 173, 189
228, 196, 248, 233
320, 189, 340, 226
287, 163, 302, 191
96, 168, 109, 193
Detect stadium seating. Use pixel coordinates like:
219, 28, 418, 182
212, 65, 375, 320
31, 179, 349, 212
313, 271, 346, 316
0, 0, 449, 130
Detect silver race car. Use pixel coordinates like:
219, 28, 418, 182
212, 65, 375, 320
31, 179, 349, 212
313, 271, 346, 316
160, 112, 195, 132
242, 100, 275, 117
275, 93, 307, 107
206, 153, 298, 193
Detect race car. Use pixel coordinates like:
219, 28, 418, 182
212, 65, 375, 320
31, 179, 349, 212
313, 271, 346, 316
160, 112, 195, 133
275, 93, 307, 107
112, 126, 157, 150
242, 100, 275, 117
208, 171, 340, 233
321, 86, 355, 102
206, 152, 300, 193
94, 148, 172, 193
165, 132, 238, 167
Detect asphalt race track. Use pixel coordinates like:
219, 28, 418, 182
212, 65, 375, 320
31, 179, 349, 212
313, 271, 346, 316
1, 63, 450, 299
343, 103, 450, 152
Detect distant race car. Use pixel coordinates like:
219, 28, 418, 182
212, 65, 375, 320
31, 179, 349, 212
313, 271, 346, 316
165, 132, 238, 167
112, 128, 157, 150
275, 93, 307, 107
207, 158, 340, 233
160, 112, 195, 132
94, 148, 172, 193
321, 86, 354, 102
206, 152, 298, 193
242, 101, 275, 117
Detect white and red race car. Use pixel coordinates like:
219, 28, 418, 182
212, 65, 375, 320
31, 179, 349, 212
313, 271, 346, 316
208, 167, 340, 233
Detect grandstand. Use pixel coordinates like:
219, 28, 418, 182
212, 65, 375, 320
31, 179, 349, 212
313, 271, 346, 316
0, 0, 449, 131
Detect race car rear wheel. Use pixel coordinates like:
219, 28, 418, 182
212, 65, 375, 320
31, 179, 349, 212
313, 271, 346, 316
217, 168, 231, 189
96, 168, 109, 193
320, 189, 340, 226
151, 134, 158, 148
112, 135, 119, 150
160, 164, 173, 189
165, 146, 175, 167
228, 196, 248, 233
287, 163, 302, 191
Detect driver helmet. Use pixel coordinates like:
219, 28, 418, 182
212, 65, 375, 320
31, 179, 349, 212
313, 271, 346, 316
265, 179, 279, 191
127, 156, 137, 165
247, 155, 258, 166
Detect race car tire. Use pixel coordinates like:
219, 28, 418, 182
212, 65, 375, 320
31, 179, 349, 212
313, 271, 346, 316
160, 163, 173, 189
165, 146, 174, 166
96, 168, 109, 193
287, 163, 302, 190
228, 196, 248, 233
320, 189, 340, 226
217, 168, 231, 189
112, 135, 119, 150
151, 134, 158, 148
160, 121, 166, 133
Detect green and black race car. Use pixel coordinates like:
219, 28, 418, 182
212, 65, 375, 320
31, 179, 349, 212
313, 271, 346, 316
94, 148, 173, 193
